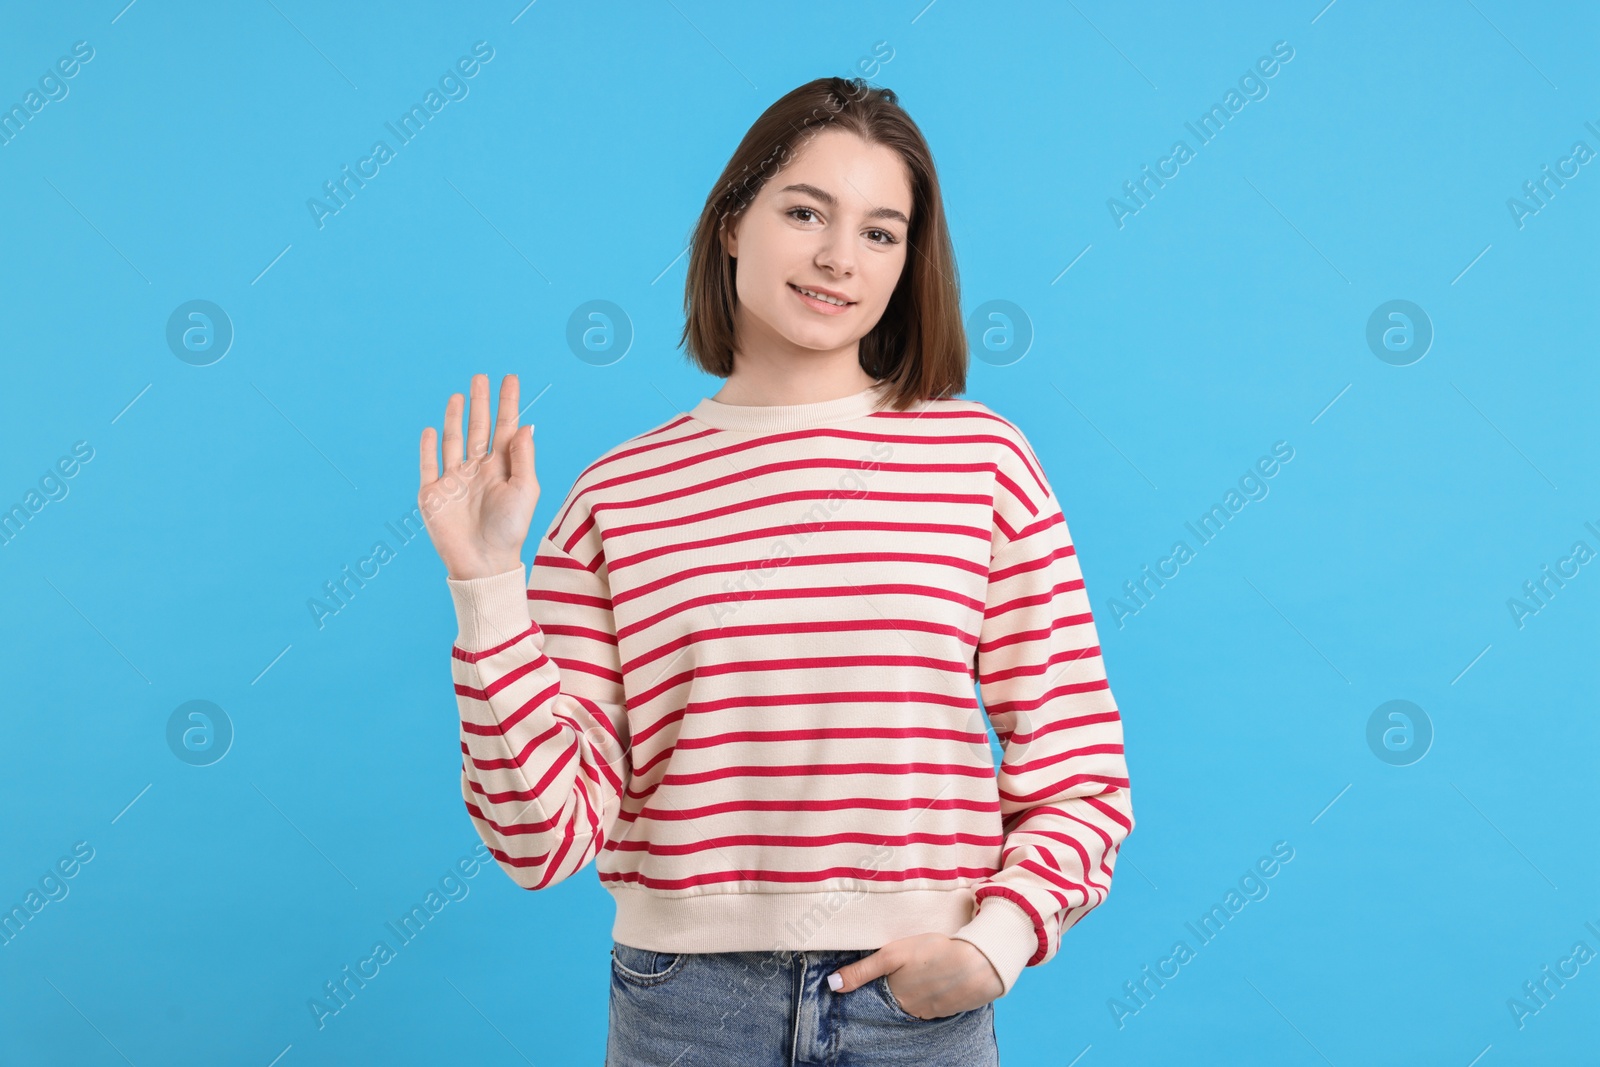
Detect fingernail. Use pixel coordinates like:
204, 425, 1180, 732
827, 973, 843, 992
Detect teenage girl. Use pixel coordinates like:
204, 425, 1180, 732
418, 76, 1134, 1067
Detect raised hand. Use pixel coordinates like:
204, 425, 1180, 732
417, 373, 540, 581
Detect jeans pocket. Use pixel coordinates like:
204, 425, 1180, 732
610, 941, 687, 987
875, 974, 972, 1023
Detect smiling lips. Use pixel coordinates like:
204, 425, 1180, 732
790, 282, 855, 314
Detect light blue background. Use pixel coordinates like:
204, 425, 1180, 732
2, 1, 1596, 1064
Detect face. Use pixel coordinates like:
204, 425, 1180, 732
721, 128, 913, 364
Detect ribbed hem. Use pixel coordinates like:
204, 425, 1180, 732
687, 380, 893, 433
445, 564, 531, 652
610, 886, 977, 958
950, 895, 1039, 998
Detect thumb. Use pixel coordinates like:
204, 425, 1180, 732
827, 950, 892, 993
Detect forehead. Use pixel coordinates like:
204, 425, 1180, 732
766, 127, 913, 217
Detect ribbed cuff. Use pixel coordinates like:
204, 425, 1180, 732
445, 564, 531, 652
950, 895, 1040, 999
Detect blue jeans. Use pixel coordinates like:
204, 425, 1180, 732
606, 940, 1000, 1066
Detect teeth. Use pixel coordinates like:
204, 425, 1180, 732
795, 285, 848, 306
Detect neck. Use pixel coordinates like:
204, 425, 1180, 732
711, 346, 879, 407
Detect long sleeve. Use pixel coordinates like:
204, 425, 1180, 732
951, 471, 1135, 998
447, 534, 630, 890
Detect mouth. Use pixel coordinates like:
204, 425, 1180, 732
789, 282, 855, 311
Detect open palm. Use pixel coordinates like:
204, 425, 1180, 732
417, 373, 540, 581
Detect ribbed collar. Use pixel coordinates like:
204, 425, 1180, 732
687, 380, 893, 432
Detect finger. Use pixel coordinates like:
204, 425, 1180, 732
441, 392, 464, 469
418, 425, 438, 490
827, 951, 892, 993
507, 423, 536, 492
494, 373, 520, 458
465, 373, 491, 463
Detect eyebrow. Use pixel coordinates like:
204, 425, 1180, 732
778, 183, 910, 226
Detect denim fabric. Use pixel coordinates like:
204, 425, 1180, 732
606, 940, 1000, 1066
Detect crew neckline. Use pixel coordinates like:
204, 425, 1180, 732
687, 380, 894, 433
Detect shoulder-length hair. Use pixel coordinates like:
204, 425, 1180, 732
678, 76, 967, 413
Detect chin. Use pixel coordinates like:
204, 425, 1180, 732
780, 324, 853, 351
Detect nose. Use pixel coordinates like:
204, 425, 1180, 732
813, 231, 856, 278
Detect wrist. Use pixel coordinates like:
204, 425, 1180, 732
950, 896, 1039, 999
445, 563, 530, 650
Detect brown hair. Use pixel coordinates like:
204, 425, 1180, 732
677, 76, 967, 412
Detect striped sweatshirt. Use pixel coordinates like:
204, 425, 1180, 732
445, 380, 1135, 998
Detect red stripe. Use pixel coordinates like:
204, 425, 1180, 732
561, 425, 1042, 534
457, 680, 557, 737
1012, 830, 1110, 895
979, 616, 1099, 658
630, 723, 992, 777
605, 828, 1004, 855
618, 582, 986, 642
571, 454, 1002, 552
612, 550, 988, 609
452, 623, 538, 663
550, 420, 718, 534
984, 580, 1088, 623
972, 886, 1049, 965
614, 794, 998, 825
645, 761, 997, 792
979, 677, 1113, 717
1006, 742, 1127, 777
620, 614, 981, 675
628, 685, 980, 747
1015, 858, 1079, 906
534, 809, 585, 890
605, 486, 991, 543
464, 794, 562, 837
979, 648, 1106, 687
1007, 510, 1068, 545
608, 519, 990, 574
998, 773, 1130, 805
866, 407, 1052, 497
599, 862, 1006, 892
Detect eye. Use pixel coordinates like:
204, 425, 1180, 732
787, 206, 902, 247
787, 206, 900, 246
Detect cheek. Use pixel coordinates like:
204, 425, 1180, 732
739, 261, 775, 305
735, 241, 778, 291
868, 255, 908, 304
733, 259, 783, 320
